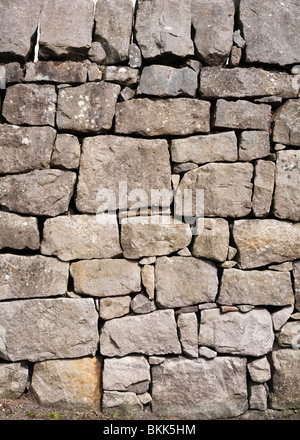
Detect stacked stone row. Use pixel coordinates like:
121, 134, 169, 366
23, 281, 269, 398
0, 0, 299, 419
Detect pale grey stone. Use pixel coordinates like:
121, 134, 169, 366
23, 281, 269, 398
141, 265, 155, 300
239, 131, 270, 161
104, 66, 139, 86
151, 356, 248, 419
291, 65, 300, 75
233, 219, 300, 269
233, 30, 246, 49
198, 346, 217, 359
252, 160, 275, 217
0, 212, 39, 251
0, 298, 99, 362
128, 43, 142, 68
191, 218, 229, 262
88, 42, 106, 64
198, 303, 218, 311
238, 305, 255, 313
269, 262, 293, 272
99, 296, 131, 321
272, 306, 294, 332
220, 261, 237, 269
138, 393, 152, 405
177, 247, 192, 257
25, 61, 88, 84
149, 356, 165, 366
249, 383, 268, 411
139, 257, 156, 265
0, 66, 6, 89
293, 261, 300, 312
51, 134, 81, 170
0, 362, 28, 399
199, 308, 274, 356
41, 215, 121, 261
120, 86, 135, 101
155, 256, 218, 308
102, 391, 143, 416
100, 309, 181, 357
177, 313, 198, 358
172, 162, 198, 174
276, 321, 300, 348
131, 294, 156, 314
247, 357, 271, 383
70, 259, 140, 297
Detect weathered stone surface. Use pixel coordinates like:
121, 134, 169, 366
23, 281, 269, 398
39, 0, 94, 60
100, 309, 181, 357
29, 357, 101, 411
273, 99, 300, 146
135, 0, 194, 60
233, 219, 300, 269
2, 84, 57, 126
155, 257, 218, 308
0, 298, 99, 362
198, 346, 217, 359
0, 362, 28, 399
70, 259, 140, 297
141, 265, 155, 300
115, 98, 210, 136
99, 296, 131, 321
239, 131, 270, 161
88, 42, 106, 64
102, 391, 143, 416
239, 0, 300, 66
200, 67, 299, 99
247, 357, 272, 384
172, 162, 198, 174
41, 215, 121, 261
175, 163, 253, 218
192, 0, 234, 66
75, 136, 171, 213
138, 65, 197, 98
276, 321, 300, 348
0, 254, 69, 301
272, 306, 294, 332
273, 151, 300, 222
171, 131, 237, 164
3, 62, 24, 85
129, 43, 142, 69
191, 218, 229, 262
293, 261, 300, 312
0, 66, 6, 89
131, 294, 156, 315
214, 99, 271, 131
103, 356, 150, 394
25, 61, 87, 84
249, 383, 268, 411
51, 134, 81, 170
0, 0, 44, 62
199, 308, 274, 356
56, 82, 120, 134
252, 160, 275, 217
0, 170, 76, 217
94, 0, 134, 64
177, 313, 198, 358
270, 349, 300, 409
219, 268, 293, 306
0, 125, 56, 174
121, 216, 192, 260
104, 66, 139, 86
229, 46, 242, 67
152, 356, 248, 419
0, 212, 39, 251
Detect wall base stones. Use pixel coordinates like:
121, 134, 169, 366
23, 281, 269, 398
0, 0, 300, 421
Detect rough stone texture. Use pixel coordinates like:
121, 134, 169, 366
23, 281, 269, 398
102, 391, 143, 416
39, 0, 94, 60
198, 308, 274, 357
0, 254, 69, 301
135, 0, 194, 60
115, 98, 210, 136
94, 0, 134, 64
131, 294, 156, 315
232, 219, 300, 269
252, 160, 275, 217
50, 134, 81, 170
192, 0, 234, 66
247, 357, 271, 384
75, 136, 171, 213
273, 150, 300, 221
2, 62, 24, 84
99, 296, 131, 321
0, 0, 44, 62
0, 212, 39, 251
141, 265, 155, 300
152, 356, 248, 419
239, 0, 300, 66
2, 84, 57, 126
29, 357, 101, 411
0, 170, 76, 217
171, 131, 238, 165
103, 356, 150, 394
239, 131, 270, 162
100, 309, 181, 357
104, 66, 139, 86
0, 298, 99, 362
273, 99, 300, 146
137, 65, 197, 97
249, 383, 268, 411
129, 43, 142, 69
191, 218, 230, 262
121, 216, 192, 260
70, 259, 140, 297
175, 163, 253, 218
25, 61, 88, 84
270, 349, 300, 410
56, 82, 120, 134
214, 99, 271, 131
177, 313, 198, 358
272, 305, 294, 332
200, 67, 299, 99
198, 346, 217, 359
0, 362, 28, 399
155, 257, 218, 308
219, 268, 293, 306
0, 125, 56, 174
88, 42, 107, 65
41, 215, 121, 261
293, 261, 300, 312
276, 321, 300, 348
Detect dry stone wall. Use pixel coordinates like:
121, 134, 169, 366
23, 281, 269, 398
0, 0, 300, 419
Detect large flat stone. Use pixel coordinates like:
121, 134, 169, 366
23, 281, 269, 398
151, 356, 248, 419
191, 218, 229, 262
0, 170, 76, 217
100, 309, 181, 357
0, 212, 39, 251
70, 259, 141, 297
155, 256, 218, 308
233, 219, 300, 269
75, 136, 171, 213
0, 298, 99, 362
218, 269, 294, 306
115, 98, 210, 136
239, 131, 270, 162
198, 308, 274, 356
273, 99, 300, 146
25, 61, 88, 84
0, 361, 28, 399
41, 215, 121, 261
